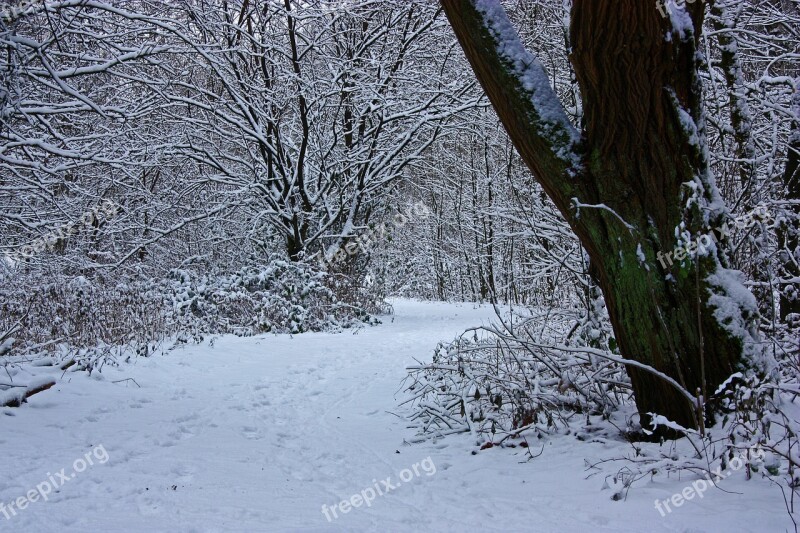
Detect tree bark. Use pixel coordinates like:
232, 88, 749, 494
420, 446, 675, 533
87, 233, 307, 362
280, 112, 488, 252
441, 0, 759, 432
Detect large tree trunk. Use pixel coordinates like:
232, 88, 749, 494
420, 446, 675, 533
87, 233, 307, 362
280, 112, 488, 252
441, 0, 759, 432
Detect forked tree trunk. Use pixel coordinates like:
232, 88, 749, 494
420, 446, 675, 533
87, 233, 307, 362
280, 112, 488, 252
441, 0, 759, 432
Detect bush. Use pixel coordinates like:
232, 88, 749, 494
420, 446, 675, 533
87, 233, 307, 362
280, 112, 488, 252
0, 257, 381, 368
403, 301, 628, 444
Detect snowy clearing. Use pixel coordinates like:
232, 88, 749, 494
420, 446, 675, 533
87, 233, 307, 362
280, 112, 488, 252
1, 300, 791, 532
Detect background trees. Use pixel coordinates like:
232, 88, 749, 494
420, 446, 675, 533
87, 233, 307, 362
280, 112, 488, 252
1, 0, 475, 279
147, 0, 476, 265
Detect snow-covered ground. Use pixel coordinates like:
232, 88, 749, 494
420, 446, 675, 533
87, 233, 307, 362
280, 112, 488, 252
1, 300, 792, 532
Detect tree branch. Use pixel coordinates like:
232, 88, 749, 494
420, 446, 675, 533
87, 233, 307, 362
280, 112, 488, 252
439, 0, 582, 216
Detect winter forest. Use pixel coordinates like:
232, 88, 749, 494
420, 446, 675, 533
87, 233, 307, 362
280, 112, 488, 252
1, 0, 799, 531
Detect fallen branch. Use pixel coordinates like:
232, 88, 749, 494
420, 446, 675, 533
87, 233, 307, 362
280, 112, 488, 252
1, 379, 57, 407
112, 378, 141, 388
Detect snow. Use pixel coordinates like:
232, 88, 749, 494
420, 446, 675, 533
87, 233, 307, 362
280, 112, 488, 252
570, 198, 636, 232
706, 268, 760, 347
0, 388, 26, 408
474, 0, 580, 164
24, 376, 57, 391
0, 300, 790, 531
645, 414, 699, 436
667, 2, 695, 41
0, 337, 13, 357
715, 372, 744, 396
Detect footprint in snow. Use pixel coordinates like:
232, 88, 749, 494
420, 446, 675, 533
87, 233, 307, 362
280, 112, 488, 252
136, 492, 161, 516
240, 425, 263, 440
168, 425, 195, 441
171, 464, 196, 483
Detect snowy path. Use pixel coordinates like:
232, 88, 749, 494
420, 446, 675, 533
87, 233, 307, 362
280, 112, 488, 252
1, 300, 789, 532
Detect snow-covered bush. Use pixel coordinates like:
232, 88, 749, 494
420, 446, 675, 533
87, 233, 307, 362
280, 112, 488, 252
403, 299, 627, 445
165, 258, 381, 339
709, 332, 800, 508
0, 257, 381, 368
0, 272, 166, 370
